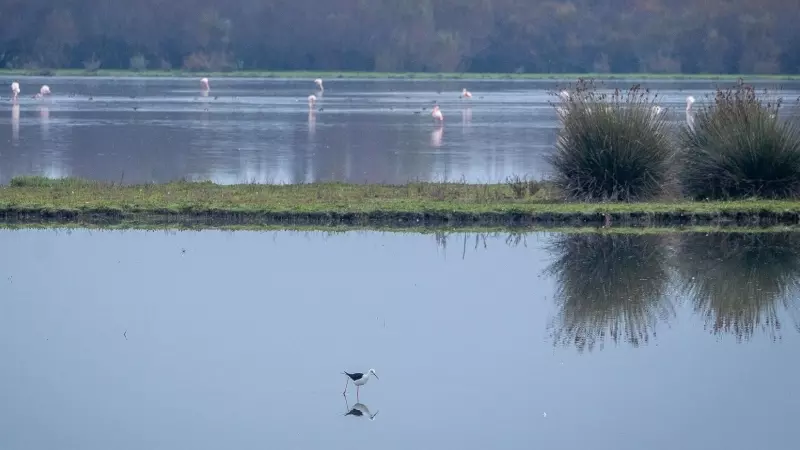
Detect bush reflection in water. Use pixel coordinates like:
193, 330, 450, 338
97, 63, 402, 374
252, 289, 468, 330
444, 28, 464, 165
436, 230, 800, 351
544, 233, 675, 353
676, 232, 800, 342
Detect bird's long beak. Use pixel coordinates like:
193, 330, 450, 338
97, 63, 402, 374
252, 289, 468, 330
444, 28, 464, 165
373, 374, 379, 380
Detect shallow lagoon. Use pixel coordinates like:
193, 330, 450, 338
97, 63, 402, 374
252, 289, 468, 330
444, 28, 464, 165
1, 77, 799, 185
0, 229, 798, 449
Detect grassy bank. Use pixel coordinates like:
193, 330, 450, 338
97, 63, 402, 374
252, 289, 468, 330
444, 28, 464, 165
2, 177, 800, 229
0, 69, 798, 81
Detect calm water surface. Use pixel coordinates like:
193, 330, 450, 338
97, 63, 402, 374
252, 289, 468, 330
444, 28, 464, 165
1, 76, 799, 184
1, 229, 798, 449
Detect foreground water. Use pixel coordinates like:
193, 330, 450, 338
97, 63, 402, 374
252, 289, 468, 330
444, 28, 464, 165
1, 76, 799, 185
1, 229, 798, 450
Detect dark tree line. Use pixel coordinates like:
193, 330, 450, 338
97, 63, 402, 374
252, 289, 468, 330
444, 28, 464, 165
0, 0, 798, 74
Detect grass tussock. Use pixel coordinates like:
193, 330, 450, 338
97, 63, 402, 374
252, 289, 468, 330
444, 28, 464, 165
549, 79, 675, 202
675, 232, 800, 341
545, 233, 675, 352
680, 81, 800, 200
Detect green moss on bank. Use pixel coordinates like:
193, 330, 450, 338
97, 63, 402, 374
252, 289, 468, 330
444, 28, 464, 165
0, 69, 798, 81
1, 176, 800, 229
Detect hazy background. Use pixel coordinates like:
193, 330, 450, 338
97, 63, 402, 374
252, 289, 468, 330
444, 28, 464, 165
0, 0, 798, 75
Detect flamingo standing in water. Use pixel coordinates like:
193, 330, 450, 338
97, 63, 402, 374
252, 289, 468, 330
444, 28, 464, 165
35, 85, 51, 99
555, 90, 571, 117
432, 105, 444, 123
314, 78, 324, 92
10, 81, 20, 102
461, 88, 472, 99
685, 96, 695, 131
650, 105, 664, 118
200, 77, 210, 91
308, 94, 317, 109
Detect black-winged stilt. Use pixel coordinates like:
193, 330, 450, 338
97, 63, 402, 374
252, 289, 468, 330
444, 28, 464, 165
342, 369, 379, 400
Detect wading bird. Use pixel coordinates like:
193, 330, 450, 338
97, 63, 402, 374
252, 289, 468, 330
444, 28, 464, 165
650, 105, 664, 118
461, 88, 472, 99
315, 78, 324, 92
200, 77, 210, 91
555, 90, 571, 117
432, 105, 444, 122
35, 85, 51, 99
685, 96, 695, 131
343, 369, 379, 400
308, 94, 317, 109
10, 81, 20, 101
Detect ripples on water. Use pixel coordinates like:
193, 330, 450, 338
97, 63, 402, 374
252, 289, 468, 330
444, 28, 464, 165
1, 77, 798, 185
0, 229, 798, 449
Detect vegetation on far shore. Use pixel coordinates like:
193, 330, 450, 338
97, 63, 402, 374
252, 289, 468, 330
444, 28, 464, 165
2, 176, 800, 229
1, 1, 798, 78
1, 69, 799, 81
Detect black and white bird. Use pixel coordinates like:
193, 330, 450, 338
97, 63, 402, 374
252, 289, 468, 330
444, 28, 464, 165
342, 369, 379, 400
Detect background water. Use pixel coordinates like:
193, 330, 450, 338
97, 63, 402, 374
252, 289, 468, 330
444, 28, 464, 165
1, 76, 799, 185
1, 229, 798, 450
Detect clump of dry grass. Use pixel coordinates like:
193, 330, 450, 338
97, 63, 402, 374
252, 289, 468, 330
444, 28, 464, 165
549, 79, 675, 201
679, 81, 800, 199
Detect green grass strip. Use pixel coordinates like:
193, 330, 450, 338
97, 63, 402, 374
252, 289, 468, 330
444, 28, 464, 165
1, 176, 799, 230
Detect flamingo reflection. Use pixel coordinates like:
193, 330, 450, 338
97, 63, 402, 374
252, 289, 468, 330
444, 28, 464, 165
308, 110, 316, 136
39, 105, 50, 138
461, 106, 472, 127
431, 125, 443, 147
11, 104, 19, 144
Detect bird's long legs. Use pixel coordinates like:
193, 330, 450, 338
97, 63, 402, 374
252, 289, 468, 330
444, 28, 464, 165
357, 385, 360, 401
343, 378, 349, 396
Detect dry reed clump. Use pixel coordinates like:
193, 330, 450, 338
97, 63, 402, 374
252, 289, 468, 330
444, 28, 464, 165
679, 81, 800, 199
548, 79, 675, 202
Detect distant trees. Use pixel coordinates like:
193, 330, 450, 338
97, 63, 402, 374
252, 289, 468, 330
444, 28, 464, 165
0, 0, 797, 74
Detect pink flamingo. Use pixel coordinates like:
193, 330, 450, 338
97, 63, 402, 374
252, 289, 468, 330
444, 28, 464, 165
10, 81, 20, 102
685, 96, 696, 131
432, 105, 444, 122
34, 85, 51, 99
200, 77, 210, 91
461, 88, 472, 99
308, 94, 317, 109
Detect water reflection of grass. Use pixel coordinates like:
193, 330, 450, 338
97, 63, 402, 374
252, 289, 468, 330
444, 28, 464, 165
546, 234, 675, 352
676, 232, 800, 341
